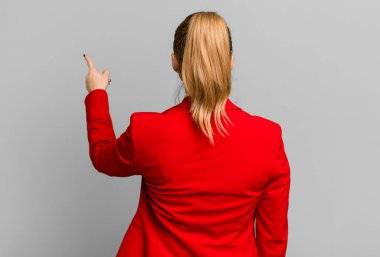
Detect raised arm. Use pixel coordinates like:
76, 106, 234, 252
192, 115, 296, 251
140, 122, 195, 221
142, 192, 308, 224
84, 89, 139, 177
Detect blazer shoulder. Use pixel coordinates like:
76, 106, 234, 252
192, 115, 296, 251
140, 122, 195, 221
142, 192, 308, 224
250, 114, 282, 134
129, 111, 166, 134
249, 115, 284, 158
131, 111, 163, 122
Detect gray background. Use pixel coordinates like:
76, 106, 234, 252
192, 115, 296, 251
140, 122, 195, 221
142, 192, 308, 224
1, 0, 379, 256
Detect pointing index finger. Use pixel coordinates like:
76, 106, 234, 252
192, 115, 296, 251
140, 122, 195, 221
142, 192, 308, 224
83, 54, 96, 71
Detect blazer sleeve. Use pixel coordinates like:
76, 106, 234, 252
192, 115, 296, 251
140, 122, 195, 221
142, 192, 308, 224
84, 89, 139, 177
255, 123, 291, 257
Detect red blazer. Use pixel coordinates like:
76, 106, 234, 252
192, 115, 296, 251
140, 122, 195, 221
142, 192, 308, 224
84, 89, 291, 257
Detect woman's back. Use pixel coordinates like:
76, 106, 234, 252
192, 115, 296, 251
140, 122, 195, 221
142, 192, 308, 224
105, 96, 290, 257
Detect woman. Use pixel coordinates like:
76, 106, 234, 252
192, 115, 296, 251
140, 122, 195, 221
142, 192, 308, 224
83, 11, 291, 257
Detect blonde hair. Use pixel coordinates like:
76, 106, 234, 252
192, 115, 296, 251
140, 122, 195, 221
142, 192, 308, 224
173, 11, 234, 146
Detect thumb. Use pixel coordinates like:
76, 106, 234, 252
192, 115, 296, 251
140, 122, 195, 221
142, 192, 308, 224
102, 70, 110, 77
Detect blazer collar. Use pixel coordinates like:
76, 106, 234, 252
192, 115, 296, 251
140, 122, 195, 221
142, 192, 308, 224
175, 96, 241, 110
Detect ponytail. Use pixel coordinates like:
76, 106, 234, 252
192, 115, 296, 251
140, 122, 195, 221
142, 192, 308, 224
173, 11, 234, 146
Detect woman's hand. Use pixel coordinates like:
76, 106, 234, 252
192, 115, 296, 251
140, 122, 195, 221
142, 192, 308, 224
83, 53, 111, 93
